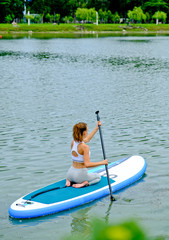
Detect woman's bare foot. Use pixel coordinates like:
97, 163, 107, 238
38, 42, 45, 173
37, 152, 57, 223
72, 181, 89, 188
66, 179, 71, 187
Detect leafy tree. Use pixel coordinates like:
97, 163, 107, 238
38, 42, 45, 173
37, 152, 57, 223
33, 14, 41, 23
128, 6, 147, 23
109, 0, 132, 20
0, 0, 24, 22
76, 8, 88, 21
98, 9, 111, 23
5, 14, 14, 23
50, 0, 68, 19
98, 10, 120, 23
103, 11, 109, 23
143, 0, 169, 16
98, 9, 104, 22
112, 12, 120, 23
10, 0, 24, 20
68, 16, 74, 22
152, 10, 167, 23
107, 10, 113, 22
145, 12, 151, 22
0, 0, 169, 23
75, 8, 97, 22
28, 0, 49, 23
67, 0, 79, 18
28, 0, 65, 22
25, 13, 34, 21
46, 13, 54, 23
0, 0, 10, 22
55, 14, 60, 23
88, 8, 97, 22
64, 16, 74, 23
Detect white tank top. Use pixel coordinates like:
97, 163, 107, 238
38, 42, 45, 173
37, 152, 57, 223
71, 141, 84, 163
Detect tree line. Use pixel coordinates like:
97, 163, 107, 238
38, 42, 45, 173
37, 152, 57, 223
0, 0, 169, 23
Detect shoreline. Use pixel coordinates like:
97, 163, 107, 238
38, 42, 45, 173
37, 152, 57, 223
1, 23, 169, 37
1, 30, 169, 35
1, 30, 169, 33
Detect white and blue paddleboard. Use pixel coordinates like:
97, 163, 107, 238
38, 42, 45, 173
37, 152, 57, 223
9, 155, 147, 219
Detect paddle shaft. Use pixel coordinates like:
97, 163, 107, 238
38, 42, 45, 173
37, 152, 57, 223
95, 111, 115, 201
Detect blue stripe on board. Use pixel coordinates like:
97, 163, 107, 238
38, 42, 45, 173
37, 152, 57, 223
23, 176, 115, 204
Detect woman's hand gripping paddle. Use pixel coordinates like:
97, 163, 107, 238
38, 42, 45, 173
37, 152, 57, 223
95, 111, 115, 201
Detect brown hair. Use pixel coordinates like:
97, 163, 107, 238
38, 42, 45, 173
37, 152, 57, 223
73, 122, 87, 142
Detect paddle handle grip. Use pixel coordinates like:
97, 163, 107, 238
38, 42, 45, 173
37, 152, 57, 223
96, 111, 106, 160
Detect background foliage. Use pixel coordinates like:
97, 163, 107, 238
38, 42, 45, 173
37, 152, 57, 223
63, 219, 165, 240
0, 0, 169, 23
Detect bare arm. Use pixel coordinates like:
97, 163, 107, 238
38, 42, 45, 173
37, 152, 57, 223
83, 144, 108, 168
84, 121, 101, 143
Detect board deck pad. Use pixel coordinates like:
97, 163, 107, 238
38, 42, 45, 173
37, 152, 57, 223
23, 176, 115, 204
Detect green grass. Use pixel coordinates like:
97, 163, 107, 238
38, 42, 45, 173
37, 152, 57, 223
1, 23, 169, 33
0, 23, 77, 32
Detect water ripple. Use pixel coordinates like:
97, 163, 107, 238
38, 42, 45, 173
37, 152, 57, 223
1, 50, 168, 74
1, 37, 169, 239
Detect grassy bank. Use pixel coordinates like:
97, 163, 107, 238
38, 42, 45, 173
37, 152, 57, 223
1, 23, 169, 33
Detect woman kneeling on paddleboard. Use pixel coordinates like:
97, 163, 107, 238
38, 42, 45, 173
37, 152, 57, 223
66, 121, 108, 188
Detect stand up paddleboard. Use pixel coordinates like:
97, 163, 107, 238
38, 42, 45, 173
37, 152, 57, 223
9, 155, 147, 219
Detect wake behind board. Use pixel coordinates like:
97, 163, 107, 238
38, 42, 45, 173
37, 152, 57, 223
9, 155, 147, 219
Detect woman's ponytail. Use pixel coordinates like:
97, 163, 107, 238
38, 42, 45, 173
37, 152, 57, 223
73, 122, 87, 142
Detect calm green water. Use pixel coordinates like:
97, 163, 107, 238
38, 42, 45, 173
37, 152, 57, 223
1, 36, 169, 239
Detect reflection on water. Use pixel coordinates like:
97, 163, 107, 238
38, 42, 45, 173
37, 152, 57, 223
1, 32, 169, 40
104, 201, 113, 224
1, 36, 169, 239
70, 200, 113, 237
70, 207, 91, 236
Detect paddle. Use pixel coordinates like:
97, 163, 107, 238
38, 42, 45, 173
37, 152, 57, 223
95, 111, 115, 201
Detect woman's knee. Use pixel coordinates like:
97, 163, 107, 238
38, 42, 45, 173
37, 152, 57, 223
88, 173, 101, 185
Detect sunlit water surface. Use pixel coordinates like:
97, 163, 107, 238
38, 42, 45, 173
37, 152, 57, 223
1, 36, 169, 239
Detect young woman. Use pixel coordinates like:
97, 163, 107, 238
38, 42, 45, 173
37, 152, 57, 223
66, 121, 108, 188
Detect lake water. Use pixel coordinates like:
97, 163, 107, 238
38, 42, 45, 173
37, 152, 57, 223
1, 34, 169, 239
